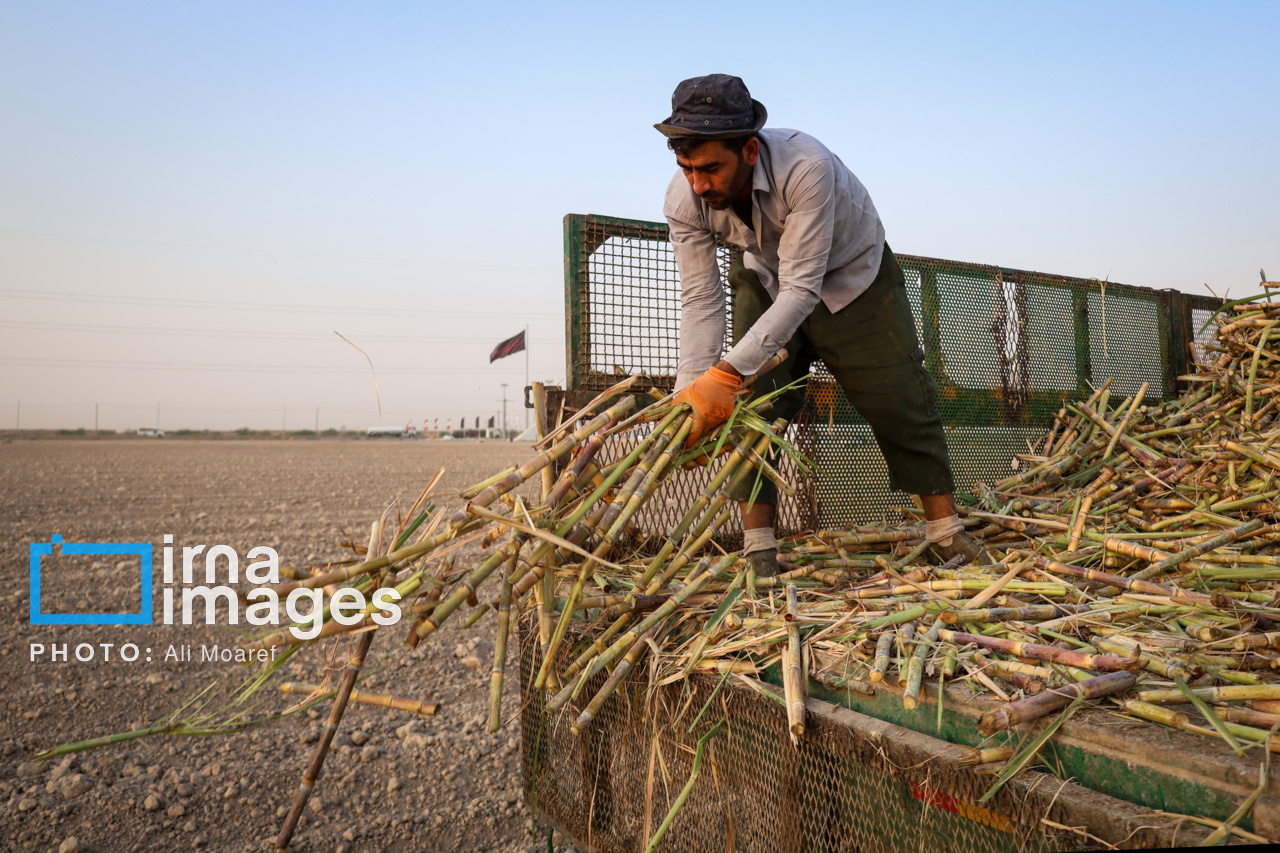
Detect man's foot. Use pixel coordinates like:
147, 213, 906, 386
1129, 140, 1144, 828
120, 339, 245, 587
926, 531, 993, 566
746, 548, 783, 578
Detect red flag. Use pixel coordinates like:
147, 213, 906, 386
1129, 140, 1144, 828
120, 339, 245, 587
489, 330, 526, 363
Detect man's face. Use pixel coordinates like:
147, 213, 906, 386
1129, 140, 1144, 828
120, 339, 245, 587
675, 138, 758, 210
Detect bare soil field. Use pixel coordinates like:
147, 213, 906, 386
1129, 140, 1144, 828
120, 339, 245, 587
1, 438, 575, 853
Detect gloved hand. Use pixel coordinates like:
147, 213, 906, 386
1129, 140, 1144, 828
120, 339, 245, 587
673, 365, 739, 446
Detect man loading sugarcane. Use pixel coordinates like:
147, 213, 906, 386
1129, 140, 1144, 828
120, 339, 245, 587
657, 73, 991, 576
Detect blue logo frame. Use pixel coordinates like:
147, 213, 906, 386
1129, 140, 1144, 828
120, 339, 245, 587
29, 535, 153, 625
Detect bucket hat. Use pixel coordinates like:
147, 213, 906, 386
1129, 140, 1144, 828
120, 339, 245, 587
654, 74, 767, 139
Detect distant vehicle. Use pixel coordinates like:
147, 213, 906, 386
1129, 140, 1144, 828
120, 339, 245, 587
136, 427, 165, 437
366, 426, 417, 439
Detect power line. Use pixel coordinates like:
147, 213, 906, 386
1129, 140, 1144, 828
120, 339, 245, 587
0, 319, 555, 344
0, 356, 562, 375
0, 402, 493, 414
0, 287, 560, 320
0, 227, 559, 274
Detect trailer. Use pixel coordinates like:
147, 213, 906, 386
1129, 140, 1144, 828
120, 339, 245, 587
511, 215, 1275, 851
517, 614, 1280, 852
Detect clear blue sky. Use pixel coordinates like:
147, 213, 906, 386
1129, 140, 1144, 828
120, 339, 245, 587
2, 1, 1277, 430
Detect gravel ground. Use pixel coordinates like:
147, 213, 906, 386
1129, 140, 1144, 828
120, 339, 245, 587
1, 438, 579, 853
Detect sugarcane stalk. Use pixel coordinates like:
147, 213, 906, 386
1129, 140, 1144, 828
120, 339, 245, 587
529, 382, 555, 502
414, 540, 519, 642
276, 520, 384, 850
266, 522, 478, 597
1094, 458, 1194, 508
1129, 518, 1265, 582
957, 745, 1015, 766
536, 409, 685, 688
546, 555, 738, 713
940, 604, 1087, 625
556, 427, 777, 684
869, 631, 894, 683
1174, 676, 1245, 756
1103, 382, 1148, 460
1218, 706, 1280, 730
1065, 494, 1089, 553
744, 444, 797, 497
544, 419, 613, 509
1245, 321, 1277, 424
979, 671, 1135, 735
893, 621, 917, 688
450, 397, 635, 528
1136, 684, 1280, 705
1091, 635, 1197, 682
460, 467, 518, 500
572, 624, 657, 735
278, 683, 439, 717
784, 584, 805, 742
938, 628, 1143, 673
903, 619, 941, 711
1221, 439, 1280, 474
1076, 402, 1161, 464
682, 571, 748, 674
978, 697, 1085, 805
487, 552, 516, 734
1031, 555, 1212, 605
642, 721, 725, 853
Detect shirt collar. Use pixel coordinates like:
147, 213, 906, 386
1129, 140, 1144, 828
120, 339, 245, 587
751, 137, 773, 197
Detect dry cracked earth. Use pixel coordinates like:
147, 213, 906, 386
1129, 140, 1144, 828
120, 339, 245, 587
1, 438, 582, 853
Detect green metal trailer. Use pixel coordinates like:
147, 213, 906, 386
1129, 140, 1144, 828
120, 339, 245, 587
514, 215, 1274, 851
518, 615, 1280, 851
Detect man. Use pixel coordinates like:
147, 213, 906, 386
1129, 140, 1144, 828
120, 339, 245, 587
657, 74, 989, 575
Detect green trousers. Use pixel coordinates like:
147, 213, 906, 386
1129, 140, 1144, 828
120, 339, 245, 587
726, 243, 955, 505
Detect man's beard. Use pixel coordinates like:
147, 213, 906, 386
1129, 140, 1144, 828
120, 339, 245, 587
699, 161, 750, 210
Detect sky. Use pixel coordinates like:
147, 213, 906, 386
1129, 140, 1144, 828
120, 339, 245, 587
2, 1, 1277, 431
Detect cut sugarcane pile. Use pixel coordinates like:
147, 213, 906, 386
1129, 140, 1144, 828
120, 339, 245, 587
514, 293, 1280, 762
41, 294, 1280, 847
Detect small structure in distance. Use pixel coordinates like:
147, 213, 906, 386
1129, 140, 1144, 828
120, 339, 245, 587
366, 425, 418, 439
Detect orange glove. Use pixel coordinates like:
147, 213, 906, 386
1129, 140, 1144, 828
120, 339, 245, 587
673, 366, 740, 446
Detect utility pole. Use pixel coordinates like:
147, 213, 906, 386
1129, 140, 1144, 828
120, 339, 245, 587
282, 404, 287, 432
94, 403, 99, 433
15, 400, 19, 430
315, 406, 319, 432
500, 383, 509, 441
156, 403, 160, 430
524, 324, 530, 430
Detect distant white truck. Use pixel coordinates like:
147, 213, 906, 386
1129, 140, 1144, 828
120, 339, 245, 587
366, 425, 417, 439
136, 427, 165, 437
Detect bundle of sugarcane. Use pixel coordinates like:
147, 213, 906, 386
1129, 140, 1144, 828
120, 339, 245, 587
41, 289, 1280, 848
534, 290, 1280, 763
925, 290, 1280, 749
37, 366, 822, 849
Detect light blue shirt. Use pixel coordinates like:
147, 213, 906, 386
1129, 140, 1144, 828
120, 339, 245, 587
665, 128, 886, 388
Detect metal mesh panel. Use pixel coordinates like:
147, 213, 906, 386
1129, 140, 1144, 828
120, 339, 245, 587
519, 616, 1086, 853
583, 418, 818, 549
562, 214, 1222, 528
1189, 307, 1218, 367
568, 216, 737, 386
